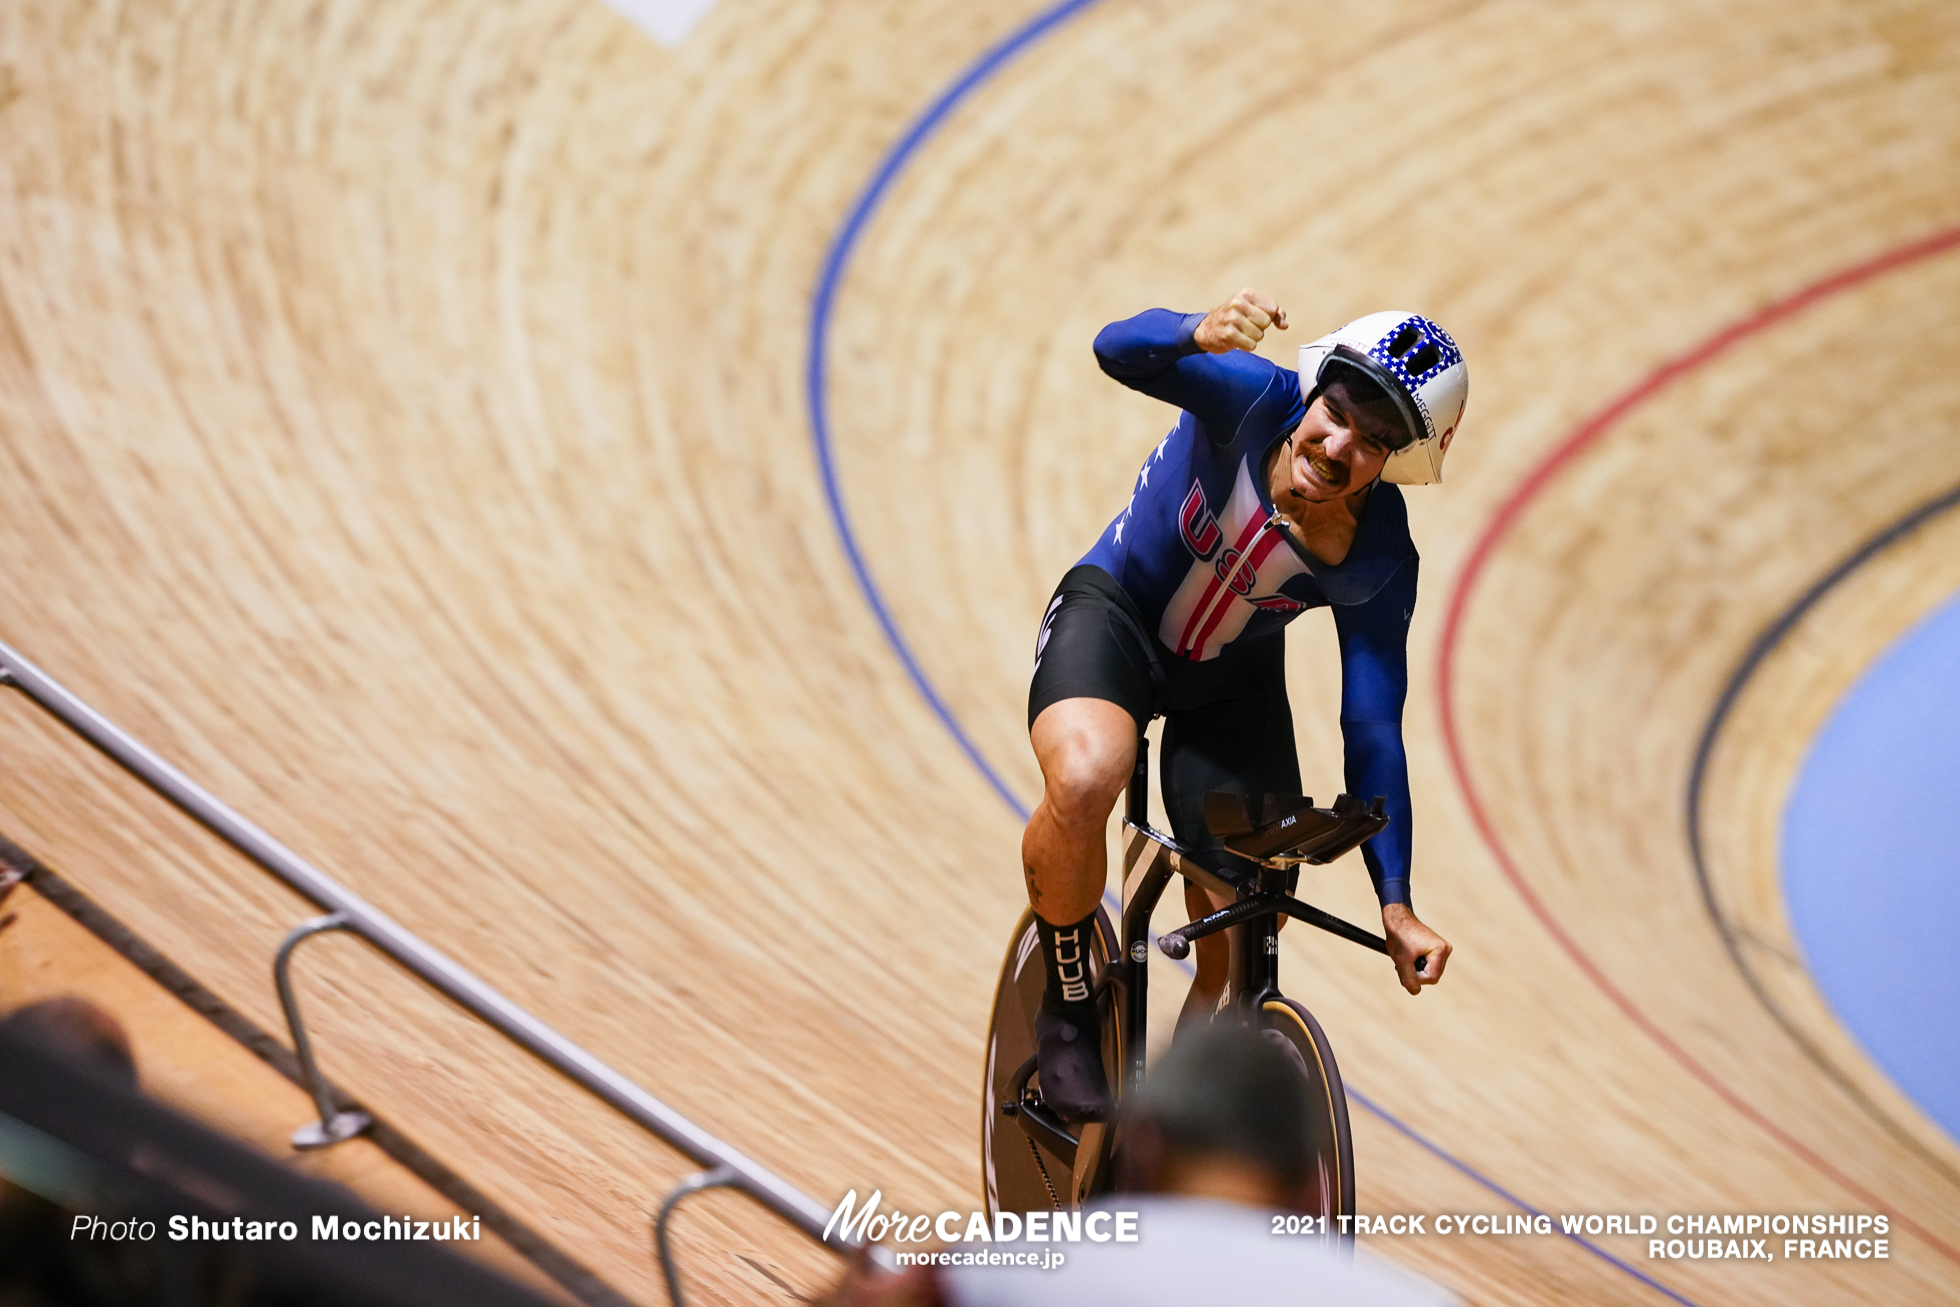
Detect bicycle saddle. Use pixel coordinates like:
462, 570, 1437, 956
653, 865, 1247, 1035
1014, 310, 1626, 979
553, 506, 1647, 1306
1202, 790, 1389, 864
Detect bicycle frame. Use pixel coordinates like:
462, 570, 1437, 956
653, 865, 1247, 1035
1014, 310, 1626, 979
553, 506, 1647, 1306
1111, 734, 1387, 1101
987, 732, 1386, 1217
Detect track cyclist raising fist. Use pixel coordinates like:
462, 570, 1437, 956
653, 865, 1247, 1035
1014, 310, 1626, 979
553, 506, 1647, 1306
1021, 288, 1466, 1120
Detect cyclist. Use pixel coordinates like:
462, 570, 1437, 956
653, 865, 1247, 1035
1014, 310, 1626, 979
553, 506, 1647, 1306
1023, 289, 1462, 1119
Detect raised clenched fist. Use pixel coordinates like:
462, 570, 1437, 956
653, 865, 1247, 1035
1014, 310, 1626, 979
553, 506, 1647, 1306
1194, 287, 1288, 354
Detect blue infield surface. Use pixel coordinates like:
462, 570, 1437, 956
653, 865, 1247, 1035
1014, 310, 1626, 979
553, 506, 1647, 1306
1784, 589, 1960, 1144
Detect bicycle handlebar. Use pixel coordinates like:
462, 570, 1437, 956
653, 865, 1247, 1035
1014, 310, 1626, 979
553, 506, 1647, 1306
1155, 890, 1389, 959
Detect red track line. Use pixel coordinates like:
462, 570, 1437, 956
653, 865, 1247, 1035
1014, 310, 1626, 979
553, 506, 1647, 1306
1437, 223, 1960, 1267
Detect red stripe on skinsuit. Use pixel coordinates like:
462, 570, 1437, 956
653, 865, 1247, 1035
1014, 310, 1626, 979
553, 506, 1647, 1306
1186, 519, 1287, 660
1176, 510, 1269, 656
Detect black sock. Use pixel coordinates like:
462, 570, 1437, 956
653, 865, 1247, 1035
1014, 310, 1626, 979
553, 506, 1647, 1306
1036, 911, 1099, 1017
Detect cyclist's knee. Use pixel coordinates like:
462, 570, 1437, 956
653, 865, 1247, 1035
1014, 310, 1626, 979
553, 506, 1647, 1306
1040, 750, 1126, 829
1032, 702, 1135, 827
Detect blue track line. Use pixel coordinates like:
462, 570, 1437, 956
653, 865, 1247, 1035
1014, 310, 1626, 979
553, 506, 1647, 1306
806, 0, 1103, 823
801, 3, 1701, 1301
1350, 1088, 1703, 1306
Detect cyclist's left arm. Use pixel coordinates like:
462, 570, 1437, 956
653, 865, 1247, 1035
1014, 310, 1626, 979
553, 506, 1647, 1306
1333, 557, 1453, 994
1091, 304, 1295, 443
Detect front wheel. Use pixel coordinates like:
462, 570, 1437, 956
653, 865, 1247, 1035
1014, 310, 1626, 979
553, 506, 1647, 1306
1260, 997, 1356, 1237
980, 907, 1120, 1217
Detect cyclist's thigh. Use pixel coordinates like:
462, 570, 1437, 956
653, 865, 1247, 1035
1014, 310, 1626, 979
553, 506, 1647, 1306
1159, 637, 1301, 853
1028, 565, 1155, 735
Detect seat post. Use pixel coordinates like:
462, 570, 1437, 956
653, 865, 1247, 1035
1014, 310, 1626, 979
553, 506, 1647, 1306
1126, 730, 1149, 826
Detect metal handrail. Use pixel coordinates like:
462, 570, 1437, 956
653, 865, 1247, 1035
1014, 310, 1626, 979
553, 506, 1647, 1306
272, 912, 375, 1150
0, 637, 874, 1282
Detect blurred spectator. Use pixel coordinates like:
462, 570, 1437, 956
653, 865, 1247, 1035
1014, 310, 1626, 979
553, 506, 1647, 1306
0, 996, 150, 1307
0, 995, 559, 1307
0, 998, 138, 1091
824, 1024, 1456, 1305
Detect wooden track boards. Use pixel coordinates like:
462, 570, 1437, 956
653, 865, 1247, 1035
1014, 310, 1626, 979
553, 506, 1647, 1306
1, 2, 1957, 1303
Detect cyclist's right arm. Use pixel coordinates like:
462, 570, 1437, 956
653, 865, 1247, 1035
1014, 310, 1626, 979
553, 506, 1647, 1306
1092, 306, 1289, 439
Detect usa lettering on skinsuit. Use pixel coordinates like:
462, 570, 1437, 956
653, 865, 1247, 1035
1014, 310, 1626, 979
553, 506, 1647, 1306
1179, 481, 1221, 558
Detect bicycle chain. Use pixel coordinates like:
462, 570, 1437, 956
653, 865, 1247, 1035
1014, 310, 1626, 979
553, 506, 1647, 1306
1023, 1133, 1063, 1211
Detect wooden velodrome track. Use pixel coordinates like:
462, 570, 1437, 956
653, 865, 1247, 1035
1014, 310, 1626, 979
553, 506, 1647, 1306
1, 1, 1957, 1303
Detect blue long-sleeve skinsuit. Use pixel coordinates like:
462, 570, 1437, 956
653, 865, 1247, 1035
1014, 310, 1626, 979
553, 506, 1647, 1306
1073, 308, 1417, 907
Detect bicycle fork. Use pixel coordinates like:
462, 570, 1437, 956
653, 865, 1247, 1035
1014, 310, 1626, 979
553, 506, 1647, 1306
1229, 865, 1290, 1017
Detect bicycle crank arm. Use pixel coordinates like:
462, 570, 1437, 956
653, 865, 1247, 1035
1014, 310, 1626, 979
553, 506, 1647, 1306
1000, 1055, 1081, 1166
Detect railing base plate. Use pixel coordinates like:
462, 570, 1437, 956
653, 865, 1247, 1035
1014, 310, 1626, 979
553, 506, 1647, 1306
292, 1110, 372, 1150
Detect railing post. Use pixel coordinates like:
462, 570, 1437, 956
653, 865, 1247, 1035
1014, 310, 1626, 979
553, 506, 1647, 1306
273, 912, 372, 1150
0, 635, 872, 1265
652, 1164, 740, 1307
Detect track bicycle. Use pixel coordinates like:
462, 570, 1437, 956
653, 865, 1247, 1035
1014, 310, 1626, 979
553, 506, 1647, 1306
981, 730, 1405, 1230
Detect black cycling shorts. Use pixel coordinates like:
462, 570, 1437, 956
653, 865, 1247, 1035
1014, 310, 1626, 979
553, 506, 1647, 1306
1028, 565, 1301, 855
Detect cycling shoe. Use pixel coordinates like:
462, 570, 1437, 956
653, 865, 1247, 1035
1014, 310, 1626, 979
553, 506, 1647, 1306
1034, 1002, 1112, 1122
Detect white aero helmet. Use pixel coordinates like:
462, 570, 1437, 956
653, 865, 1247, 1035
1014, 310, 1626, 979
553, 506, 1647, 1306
1297, 312, 1468, 484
